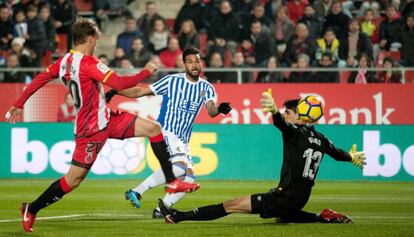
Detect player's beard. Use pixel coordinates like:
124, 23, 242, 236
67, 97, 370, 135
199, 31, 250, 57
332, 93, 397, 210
187, 68, 200, 81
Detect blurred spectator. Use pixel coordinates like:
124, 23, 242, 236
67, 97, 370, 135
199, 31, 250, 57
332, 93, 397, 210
160, 37, 182, 68
323, 1, 350, 42
98, 54, 110, 66
287, 0, 308, 24
207, 0, 241, 55
120, 56, 134, 69
174, 0, 208, 34
288, 53, 313, 82
233, 0, 258, 15
379, 5, 403, 51
116, 16, 147, 55
400, 13, 414, 67
39, 4, 57, 53
204, 52, 230, 83
57, 92, 76, 122
13, 9, 27, 37
149, 18, 169, 54
10, 37, 34, 67
339, 19, 373, 67
357, 0, 380, 17
256, 56, 284, 82
270, 6, 295, 57
284, 23, 316, 67
239, 38, 256, 66
377, 56, 402, 83
315, 28, 340, 63
401, 0, 414, 18
340, 0, 355, 18
51, 0, 76, 51
312, 53, 339, 82
128, 37, 152, 68
2, 54, 26, 83
241, 3, 273, 38
264, 0, 285, 20
313, 0, 332, 21
175, 53, 185, 69
207, 37, 227, 64
0, 4, 13, 51
146, 54, 167, 83
249, 20, 276, 66
137, 1, 165, 36
26, 4, 47, 67
93, 0, 132, 28
298, 5, 322, 40
109, 47, 125, 68
229, 51, 253, 83
348, 53, 377, 83
178, 19, 200, 51
360, 9, 379, 43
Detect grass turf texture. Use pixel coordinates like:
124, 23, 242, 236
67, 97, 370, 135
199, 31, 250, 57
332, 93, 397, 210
0, 180, 413, 237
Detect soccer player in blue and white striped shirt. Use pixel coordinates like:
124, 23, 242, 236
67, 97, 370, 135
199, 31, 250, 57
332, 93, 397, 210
106, 48, 232, 218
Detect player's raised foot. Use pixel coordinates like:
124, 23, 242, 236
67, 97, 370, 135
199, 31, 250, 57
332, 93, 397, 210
152, 208, 164, 219
125, 190, 142, 208
20, 203, 36, 232
320, 208, 352, 223
165, 178, 200, 193
158, 199, 178, 224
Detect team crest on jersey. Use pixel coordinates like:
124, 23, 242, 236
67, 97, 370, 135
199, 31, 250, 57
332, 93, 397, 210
97, 62, 110, 74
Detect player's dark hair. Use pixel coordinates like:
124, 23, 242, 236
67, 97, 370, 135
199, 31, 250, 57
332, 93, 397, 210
182, 47, 200, 62
283, 99, 300, 112
72, 17, 100, 45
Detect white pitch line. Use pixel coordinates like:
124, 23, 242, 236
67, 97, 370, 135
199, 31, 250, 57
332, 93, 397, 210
0, 213, 145, 223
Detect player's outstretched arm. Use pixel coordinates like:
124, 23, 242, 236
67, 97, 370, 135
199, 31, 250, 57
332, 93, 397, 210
348, 144, 366, 169
325, 141, 366, 169
102, 62, 157, 90
105, 87, 154, 103
206, 100, 232, 117
260, 88, 278, 114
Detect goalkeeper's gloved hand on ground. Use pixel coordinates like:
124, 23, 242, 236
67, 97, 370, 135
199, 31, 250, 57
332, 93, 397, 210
261, 88, 278, 114
218, 102, 232, 114
105, 89, 118, 103
349, 144, 366, 169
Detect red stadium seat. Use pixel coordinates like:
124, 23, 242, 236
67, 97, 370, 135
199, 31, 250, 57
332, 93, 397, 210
74, 0, 93, 12
405, 70, 414, 83
339, 71, 351, 84
199, 32, 207, 55
166, 19, 175, 32
224, 50, 232, 67
376, 50, 401, 67
56, 34, 68, 55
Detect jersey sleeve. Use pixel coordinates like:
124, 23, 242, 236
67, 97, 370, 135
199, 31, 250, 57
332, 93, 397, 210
204, 83, 217, 105
324, 137, 353, 162
83, 57, 114, 83
272, 112, 297, 140
149, 75, 170, 96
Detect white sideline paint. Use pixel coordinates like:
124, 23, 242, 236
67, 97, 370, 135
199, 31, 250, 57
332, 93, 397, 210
0, 213, 145, 223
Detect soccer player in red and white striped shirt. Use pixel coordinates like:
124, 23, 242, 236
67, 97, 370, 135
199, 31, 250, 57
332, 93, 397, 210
5, 17, 199, 233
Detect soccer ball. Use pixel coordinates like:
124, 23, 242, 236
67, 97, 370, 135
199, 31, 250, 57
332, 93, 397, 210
297, 95, 324, 123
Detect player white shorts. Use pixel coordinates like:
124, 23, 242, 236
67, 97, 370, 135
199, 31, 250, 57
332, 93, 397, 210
163, 130, 193, 170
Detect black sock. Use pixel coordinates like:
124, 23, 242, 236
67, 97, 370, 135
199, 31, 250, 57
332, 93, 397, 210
149, 136, 175, 183
280, 210, 321, 223
28, 178, 71, 215
176, 203, 229, 222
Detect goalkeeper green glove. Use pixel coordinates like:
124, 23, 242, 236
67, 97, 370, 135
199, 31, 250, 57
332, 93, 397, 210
349, 144, 366, 169
260, 88, 278, 114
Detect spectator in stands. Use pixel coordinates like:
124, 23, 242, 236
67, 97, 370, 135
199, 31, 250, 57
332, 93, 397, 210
233, 0, 259, 15
270, 6, 295, 58
128, 37, 152, 68
377, 56, 402, 83
229, 51, 253, 83
298, 5, 323, 40
357, 0, 380, 17
57, 92, 76, 122
26, 4, 47, 67
0, 4, 13, 52
360, 9, 379, 43
313, 0, 332, 21
39, 4, 56, 57
401, 0, 414, 18
400, 13, 414, 67
174, 0, 208, 34
109, 47, 125, 68
204, 51, 230, 83
98, 54, 110, 66
348, 53, 377, 83
312, 53, 339, 82
288, 53, 314, 82
2, 54, 26, 83
120, 56, 134, 69
175, 53, 185, 69
241, 3, 273, 38
287, 0, 308, 24
13, 10, 28, 38
51, 0, 76, 52
178, 19, 200, 51
93, 0, 132, 22
315, 28, 340, 64
256, 56, 284, 83
264, 0, 285, 20
146, 54, 167, 83
10, 37, 34, 67
149, 18, 169, 54
117, 16, 147, 55
160, 37, 182, 68
249, 20, 276, 66
239, 38, 256, 66
284, 23, 316, 67
323, 1, 350, 42
137, 1, 165, 36
207, 37, 227, 64
207, 0, 241, 55
379, 5, 403, 51
338, 19, 373, 68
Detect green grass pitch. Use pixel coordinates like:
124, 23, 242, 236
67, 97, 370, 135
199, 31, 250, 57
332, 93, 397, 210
0, 180, 413, 237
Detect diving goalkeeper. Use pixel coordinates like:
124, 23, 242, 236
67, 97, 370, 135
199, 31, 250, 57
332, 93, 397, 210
158, 89, 366, 224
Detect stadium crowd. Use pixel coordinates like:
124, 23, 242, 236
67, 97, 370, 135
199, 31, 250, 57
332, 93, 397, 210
0, 0, 413, 83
